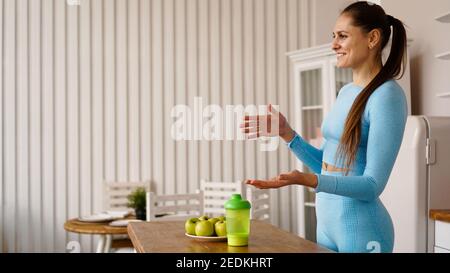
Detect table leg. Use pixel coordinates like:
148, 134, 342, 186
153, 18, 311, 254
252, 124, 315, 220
104, 235, 112, 253
96, 235, 106, 253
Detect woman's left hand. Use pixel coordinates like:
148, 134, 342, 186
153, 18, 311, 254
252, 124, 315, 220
245, 170, 318, 189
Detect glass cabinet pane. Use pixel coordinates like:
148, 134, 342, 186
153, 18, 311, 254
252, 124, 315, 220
301, 69, 323, 106
305, 207, 317, 242
301, 110, 323, 142
301, 109, 323, 177
334, 67, 353, 96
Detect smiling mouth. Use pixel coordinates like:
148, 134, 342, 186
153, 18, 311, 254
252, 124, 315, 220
336, 53, 346, 58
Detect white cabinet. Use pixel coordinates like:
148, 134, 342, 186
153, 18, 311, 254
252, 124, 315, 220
434, 220, 450, 252
287, 43, 411, 242
435, 12, 450, 98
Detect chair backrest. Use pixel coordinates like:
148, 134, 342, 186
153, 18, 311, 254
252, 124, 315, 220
200, 179, 246, 217
103, 180, 150, 211
146, 191, 204, 221
246, 187, 271, 222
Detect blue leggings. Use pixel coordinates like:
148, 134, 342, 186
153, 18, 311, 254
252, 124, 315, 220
315, 192, 394, 253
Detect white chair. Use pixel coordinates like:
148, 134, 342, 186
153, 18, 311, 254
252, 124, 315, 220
103, 180, 150, 212
200, 179, 271, 221
146, 191, 204, 221
200, 179, 245, 217
246, 187, 271, 222
101, 180, 150, 253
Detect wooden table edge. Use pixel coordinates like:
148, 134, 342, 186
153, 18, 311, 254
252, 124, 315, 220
128, 224, 145, 253
64, 218, 128, 235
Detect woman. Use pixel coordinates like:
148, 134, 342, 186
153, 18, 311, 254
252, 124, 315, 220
241, 1, 408, 253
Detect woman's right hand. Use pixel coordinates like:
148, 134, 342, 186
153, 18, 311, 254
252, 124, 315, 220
240, 104, 295, 142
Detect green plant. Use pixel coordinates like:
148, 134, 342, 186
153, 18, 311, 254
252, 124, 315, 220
127, 187, 146, 210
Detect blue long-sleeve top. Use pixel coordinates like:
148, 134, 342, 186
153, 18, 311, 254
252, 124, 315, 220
287, 80, 407, 202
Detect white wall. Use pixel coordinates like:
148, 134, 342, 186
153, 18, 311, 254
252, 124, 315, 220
312, 0, 355, 45
0, 0, 314, 252
382, 0, 450, 116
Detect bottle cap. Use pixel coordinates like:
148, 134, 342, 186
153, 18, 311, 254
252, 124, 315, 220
224, 194, 251, 210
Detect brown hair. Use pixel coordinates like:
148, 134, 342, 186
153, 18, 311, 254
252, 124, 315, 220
335, 1, 407, 174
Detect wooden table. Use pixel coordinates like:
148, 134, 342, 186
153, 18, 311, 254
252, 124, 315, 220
64, 218, 134, 253
128, 220, 332, 253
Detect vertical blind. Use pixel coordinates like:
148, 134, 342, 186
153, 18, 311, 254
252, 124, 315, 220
0, 0, 312, 252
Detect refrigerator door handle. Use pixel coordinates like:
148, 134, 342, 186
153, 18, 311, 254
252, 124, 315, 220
426, 138, 436, 165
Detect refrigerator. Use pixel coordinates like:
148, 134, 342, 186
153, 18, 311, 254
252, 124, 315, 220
380, 116, 450, 253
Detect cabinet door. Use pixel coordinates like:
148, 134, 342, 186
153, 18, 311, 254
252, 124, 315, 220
328, 59, 353, 106
300, 67, 324, 242
294, 60, 327, 241
436, 221, 450, 250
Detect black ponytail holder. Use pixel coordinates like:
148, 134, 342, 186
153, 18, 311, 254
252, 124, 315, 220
386, 15, 395, 26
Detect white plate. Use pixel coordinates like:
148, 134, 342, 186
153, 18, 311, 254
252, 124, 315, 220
78, 214, 115, 223
185, 233, 227, 242
109, 219, 143, 227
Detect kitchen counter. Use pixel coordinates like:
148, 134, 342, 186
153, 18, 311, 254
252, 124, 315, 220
429, 210, 450, 253
429, 210, 450, 223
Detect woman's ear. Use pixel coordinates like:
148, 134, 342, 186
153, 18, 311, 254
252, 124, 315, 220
368, 29, 382, 49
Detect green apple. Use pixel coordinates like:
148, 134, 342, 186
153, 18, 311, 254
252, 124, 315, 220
185, 218, 199, 235
217, 216, 225, 222
208, 218, 220, 235
215, 220, 227, 237
195, 220, 214, 236
208, 217, 220, 226
198, 215, 209, 221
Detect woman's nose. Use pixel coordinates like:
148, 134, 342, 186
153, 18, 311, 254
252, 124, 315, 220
331, 38, 340, 50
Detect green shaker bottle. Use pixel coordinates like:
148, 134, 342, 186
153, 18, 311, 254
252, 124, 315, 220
224, 194, 251, 246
